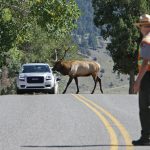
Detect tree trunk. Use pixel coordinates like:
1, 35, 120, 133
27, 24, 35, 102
1, 66, 10, 87
129, 70, 135, 94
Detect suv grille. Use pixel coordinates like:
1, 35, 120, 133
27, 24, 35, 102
27, 76, 44, 83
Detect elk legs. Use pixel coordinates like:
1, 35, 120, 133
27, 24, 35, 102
91, 78, 97, 94
74, 77, 79, 94
63, 77, 73, 94
91, 76, 103, 94
63, 75, 103, 94
97, 76, 103, 93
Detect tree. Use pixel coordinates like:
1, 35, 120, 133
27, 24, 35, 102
31, 0, 80, 37
80, 36, 88, 54
0, 0, 80, 68
0, 0, 80, 94
88, 33, 97, 50
92, 0, 150, 94
0, 0, 35, 67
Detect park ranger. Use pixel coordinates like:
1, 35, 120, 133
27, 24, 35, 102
133, 14, 150, 146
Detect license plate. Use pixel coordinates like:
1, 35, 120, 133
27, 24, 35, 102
32, 78, 39, 81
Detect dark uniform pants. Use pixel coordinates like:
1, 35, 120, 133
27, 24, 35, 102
139, 71, 150, 139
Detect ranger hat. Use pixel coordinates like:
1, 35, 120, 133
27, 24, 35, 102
135, 14, 150, 27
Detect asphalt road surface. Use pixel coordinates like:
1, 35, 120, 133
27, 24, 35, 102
0, 94, 149, 150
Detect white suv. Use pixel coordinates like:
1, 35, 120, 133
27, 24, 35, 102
16, 63, 60, 94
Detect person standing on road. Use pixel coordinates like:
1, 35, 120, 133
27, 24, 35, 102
133, 14, 150, 146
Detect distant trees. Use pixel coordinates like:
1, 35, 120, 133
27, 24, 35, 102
92, 0, 150, 94
88, 33, 97, 50
73, 0, 101, 53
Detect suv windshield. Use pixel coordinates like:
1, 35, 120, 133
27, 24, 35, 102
22, 65, 51, 73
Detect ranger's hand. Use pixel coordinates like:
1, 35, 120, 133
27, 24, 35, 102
133, 80, 140, 94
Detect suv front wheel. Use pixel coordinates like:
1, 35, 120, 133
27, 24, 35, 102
49, 83, 59, 94
16, 88, 24, 94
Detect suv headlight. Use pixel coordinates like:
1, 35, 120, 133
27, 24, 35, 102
19, 75, 25, 81
46, 76, 52, 80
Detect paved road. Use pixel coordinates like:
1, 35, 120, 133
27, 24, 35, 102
0, 94, 149, 150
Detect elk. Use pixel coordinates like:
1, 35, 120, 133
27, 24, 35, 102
52, 60, 103, 94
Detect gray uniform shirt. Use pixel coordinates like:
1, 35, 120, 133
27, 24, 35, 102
141, 43, 150, 60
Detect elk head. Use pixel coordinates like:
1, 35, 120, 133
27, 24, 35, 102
52, 60, 62, 72
52, 47, 70, 72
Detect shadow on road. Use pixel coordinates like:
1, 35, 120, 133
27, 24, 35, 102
21, 144, 133, 148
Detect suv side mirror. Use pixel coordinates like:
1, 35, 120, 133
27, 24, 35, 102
56, 77, 61, 82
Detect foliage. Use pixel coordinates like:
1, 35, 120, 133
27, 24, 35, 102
0, 0, 34, 67
92, 0, 150, 93
92, 0, 150, 75
0, 0, 80, 68
31, 0, 80, 37
0, 0, 80, 94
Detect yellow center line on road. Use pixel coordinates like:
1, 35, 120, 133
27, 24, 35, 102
72, 94, 118, 150
76, 94, 134, 150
